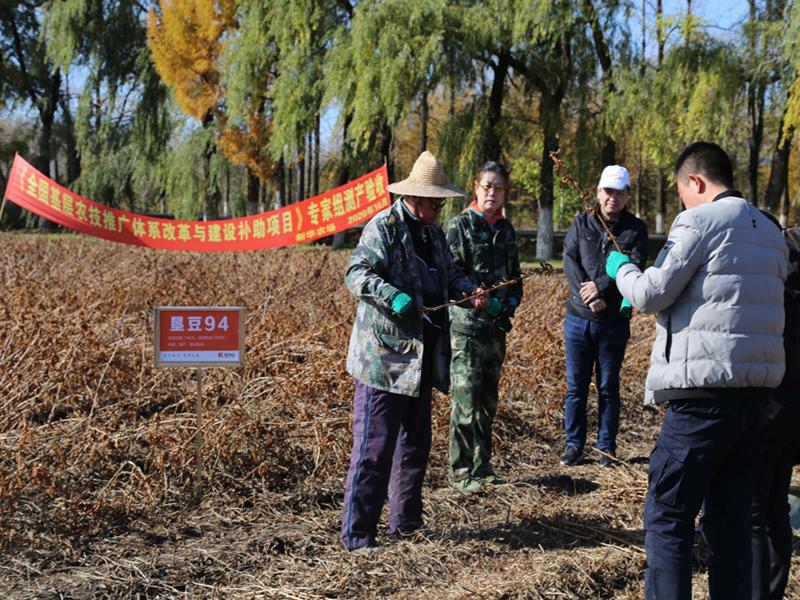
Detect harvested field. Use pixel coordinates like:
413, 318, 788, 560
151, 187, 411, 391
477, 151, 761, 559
1, 232, 799, 599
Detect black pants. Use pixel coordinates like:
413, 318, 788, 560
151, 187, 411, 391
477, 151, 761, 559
751, 393, 800, 600
752, 459, 794, 600
644, 396, 766, 600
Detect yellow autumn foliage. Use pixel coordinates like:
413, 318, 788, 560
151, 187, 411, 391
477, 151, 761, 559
148, 0, 273, 181
147, 0, 239, 122
218, 109, 276, 182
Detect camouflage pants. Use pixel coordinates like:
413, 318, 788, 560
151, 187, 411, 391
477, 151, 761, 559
448, 330, 506, 483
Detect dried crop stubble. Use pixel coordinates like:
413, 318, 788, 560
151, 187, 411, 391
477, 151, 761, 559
0, 236, 354, 548
2, 233, 794, 599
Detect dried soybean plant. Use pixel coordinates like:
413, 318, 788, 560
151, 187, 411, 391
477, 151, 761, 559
421, 262, 557, 313
0, 233, 662, 600
421, 149, 616, 314
0, 238, 356, 550
550, 148, 624, 254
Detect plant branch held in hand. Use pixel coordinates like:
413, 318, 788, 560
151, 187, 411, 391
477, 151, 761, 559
421, 263, 556, 312
549, 149, 622, 253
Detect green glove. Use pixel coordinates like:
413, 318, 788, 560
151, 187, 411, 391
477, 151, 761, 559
620, 297, 633, 319
485, 297, 503, 317
390, 292, 413, 315
606, 251, 632, 279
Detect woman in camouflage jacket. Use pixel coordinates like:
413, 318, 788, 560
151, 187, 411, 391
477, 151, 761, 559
445, 162, 523, 493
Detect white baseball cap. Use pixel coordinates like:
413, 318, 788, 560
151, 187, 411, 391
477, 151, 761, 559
597, 165, 630, 191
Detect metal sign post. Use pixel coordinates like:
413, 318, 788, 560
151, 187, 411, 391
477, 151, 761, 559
195, 366, 204, 491
154, 307, 245, 496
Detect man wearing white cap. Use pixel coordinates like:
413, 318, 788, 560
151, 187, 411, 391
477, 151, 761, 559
559, 164, 648, 467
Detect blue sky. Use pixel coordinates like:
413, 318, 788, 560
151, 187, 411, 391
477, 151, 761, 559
661, 0, 749, 39
625, 0, 751, 62
676, 0, 750, 30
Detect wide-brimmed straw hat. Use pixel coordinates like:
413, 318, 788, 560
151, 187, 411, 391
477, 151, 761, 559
386, 151, 466, 198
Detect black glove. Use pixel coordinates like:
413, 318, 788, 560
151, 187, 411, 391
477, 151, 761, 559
493, 297, 518, 332
501, 297, 519, 317
493, 315, 513, 333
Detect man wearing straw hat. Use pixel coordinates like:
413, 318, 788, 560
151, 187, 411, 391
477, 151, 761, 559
341, 151, 488, 551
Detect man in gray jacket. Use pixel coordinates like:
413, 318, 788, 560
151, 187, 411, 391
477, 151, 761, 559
605, 142, 788, 599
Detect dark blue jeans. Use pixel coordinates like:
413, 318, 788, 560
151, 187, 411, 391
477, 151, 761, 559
563, 312, 630, 453
644, 396, 766, 600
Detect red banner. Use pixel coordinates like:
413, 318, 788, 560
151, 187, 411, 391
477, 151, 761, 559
2, 154, 390, 251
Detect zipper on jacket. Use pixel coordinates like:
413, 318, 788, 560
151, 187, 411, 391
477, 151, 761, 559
665, 315, 672, 362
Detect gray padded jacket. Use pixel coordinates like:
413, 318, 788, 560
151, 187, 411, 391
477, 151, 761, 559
615, 193, 788, 404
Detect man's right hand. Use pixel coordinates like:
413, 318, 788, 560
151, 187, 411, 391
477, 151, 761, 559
606, 251, 631, 279
484, 297, 503, 317
620, 298, 633, 319
589, 298, 607, 313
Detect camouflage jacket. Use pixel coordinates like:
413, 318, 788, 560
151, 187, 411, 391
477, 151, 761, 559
345, 199, 478, 396
446, 209, 523, 336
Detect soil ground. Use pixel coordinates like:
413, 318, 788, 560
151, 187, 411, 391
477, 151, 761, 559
1, 233, 798, 599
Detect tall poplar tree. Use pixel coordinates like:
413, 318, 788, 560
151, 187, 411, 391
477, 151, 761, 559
760, 0, 800, 222
43, 0, 171, 212
1, 0, 64, 228
325, 0, 451, 181
607, 15, 743, 229
507, 0, 579, 260
218, 0, 277, 214
744, 0, 787, 205
267, 0, 340, 201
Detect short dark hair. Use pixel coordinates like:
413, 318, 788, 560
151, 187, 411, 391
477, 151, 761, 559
476, 161, 510, 185
674, 141, 734, 188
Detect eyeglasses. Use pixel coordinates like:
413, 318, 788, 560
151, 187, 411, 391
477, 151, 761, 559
427, 200, 446, 210
477, 182, 507, 192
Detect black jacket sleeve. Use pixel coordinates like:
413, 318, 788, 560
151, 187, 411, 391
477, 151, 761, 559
630, 221, 649, 269
563, 217, 589, 300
